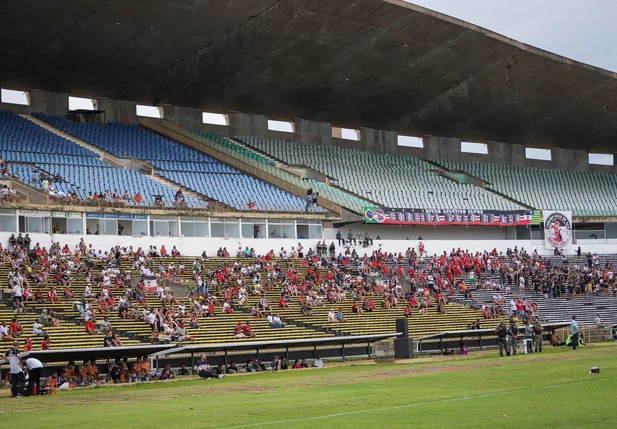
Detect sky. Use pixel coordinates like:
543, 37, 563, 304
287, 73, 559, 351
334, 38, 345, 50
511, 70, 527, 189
403, 0, 617, 158
406, 0, 617, 72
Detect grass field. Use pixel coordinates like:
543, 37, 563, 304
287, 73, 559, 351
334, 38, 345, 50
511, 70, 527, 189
1, 344, 616, 428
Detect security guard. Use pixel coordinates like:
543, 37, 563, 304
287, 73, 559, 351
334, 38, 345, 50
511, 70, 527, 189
495, 320, 507, 357
532, 319, 543, 353
507, 317, 518, 356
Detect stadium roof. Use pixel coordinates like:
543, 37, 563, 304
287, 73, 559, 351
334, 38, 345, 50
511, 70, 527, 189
2, 0, 617, 150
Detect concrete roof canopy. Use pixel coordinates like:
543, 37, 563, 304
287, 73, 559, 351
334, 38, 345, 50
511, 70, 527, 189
1, 0, 617, 151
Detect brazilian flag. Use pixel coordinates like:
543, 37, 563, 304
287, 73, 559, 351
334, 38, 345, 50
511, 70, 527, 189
364, 206, 377, 223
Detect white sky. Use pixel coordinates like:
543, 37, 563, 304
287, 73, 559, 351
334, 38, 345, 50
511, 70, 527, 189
407, 0, 617, 72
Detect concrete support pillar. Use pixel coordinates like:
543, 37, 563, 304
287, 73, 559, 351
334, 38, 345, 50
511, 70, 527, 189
28, 89, 68, 116
293, 118, 333, 146
227, 112, 268, 137
485, 141, 526, 165
94, 98, 137, 124
551, 147, 589, 172
422, 135, 461, 160
359, 127, 398, 154
162, 104, 204, 132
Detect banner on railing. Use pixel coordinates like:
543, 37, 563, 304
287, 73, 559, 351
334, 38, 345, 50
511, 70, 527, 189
543, 210, 572, 251
363, 207, 535, 226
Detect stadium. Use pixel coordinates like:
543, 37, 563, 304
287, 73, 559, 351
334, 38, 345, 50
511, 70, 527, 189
1, 0, 617, 427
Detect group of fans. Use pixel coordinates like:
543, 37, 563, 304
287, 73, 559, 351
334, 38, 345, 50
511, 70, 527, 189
2, 235, 612, 396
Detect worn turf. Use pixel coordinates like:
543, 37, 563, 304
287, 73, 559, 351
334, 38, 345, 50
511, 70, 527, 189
1, 344, 615, 428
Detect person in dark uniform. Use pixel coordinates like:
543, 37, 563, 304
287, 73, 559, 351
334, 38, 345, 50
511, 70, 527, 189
533, 319, 543, 353
506, 317, 518, 356
495, 320, 507, 357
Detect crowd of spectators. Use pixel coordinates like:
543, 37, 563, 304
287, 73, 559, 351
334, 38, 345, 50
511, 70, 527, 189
3, 233, 617, 394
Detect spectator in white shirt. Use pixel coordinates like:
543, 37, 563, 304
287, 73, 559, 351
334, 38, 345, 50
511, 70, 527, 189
33, 320, 46, 336
313, 354, 325, 368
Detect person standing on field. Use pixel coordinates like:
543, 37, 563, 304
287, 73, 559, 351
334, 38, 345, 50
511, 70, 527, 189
533, 319, 543, 353
570, 315, 579, 350
506, 317, 518, 356
495, 320, 507, 357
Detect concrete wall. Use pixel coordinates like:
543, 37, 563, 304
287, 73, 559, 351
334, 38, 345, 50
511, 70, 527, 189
5, 231, 615, 258
95, 98, 137, 124
359, 127, 397, 154
324, 224, 515, 241
294, 118, 333, 147
414, 136, 614, 174
28, 89, 68, 116
14, 88, 616, 175
227, 112, 268, 136
550, 147, 589, 172
422, 135, 461, 160
161, 104, 204, 132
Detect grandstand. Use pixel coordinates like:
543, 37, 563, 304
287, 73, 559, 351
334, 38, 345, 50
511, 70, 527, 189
2, 2, 617, 409
235, 136, 525, 211
0, 110, 203, 209
194, 131, 374, 215
32, 113, 326, 213
433, 159, 617, 217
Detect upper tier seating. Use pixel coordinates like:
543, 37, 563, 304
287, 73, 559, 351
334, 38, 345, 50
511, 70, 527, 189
35, 114, 325, 213
194, 132, 373, 214
433, 159, 617, 216
236, 137, 524, 211
0, 110, 202, 208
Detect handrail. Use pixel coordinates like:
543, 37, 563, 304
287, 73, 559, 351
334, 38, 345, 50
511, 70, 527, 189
139, 118, 343, 217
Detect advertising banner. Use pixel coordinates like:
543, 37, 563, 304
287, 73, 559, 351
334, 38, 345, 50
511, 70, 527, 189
543, 210, 573, 251
363, 207, 534, 226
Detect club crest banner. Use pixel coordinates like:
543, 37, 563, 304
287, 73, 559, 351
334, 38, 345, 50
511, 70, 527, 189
543, 210, 573, 250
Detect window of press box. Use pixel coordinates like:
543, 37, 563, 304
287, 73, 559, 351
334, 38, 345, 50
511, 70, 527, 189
241, 219, 266, 238
51, 218, 83, 234
150, 220, 179, 237
267, 219, 294, 238
180, 217, 209, 237
19, 216, 51, 234
210, 218, 239, 238
0, 213, 17, 232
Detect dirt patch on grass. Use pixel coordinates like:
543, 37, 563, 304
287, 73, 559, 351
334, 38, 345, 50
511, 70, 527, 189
0, 408, 42, 413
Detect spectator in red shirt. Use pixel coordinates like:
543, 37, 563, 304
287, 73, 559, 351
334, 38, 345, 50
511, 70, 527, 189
243, 321, 256, 338
23, 337, 33, 352
41, 335, 51, 350
85, 319, 98, 335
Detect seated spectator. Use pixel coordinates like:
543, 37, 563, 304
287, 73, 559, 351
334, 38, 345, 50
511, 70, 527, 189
234, 322, 245, 339
243, 321, 256, 338
0, 321, 14, 342
193, 353, 224, 379
177, 363, 190, 376
85, 319, 98, 335
32, 320, 46, 336
313, 354, 325, 368
41, 335, 51, 350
